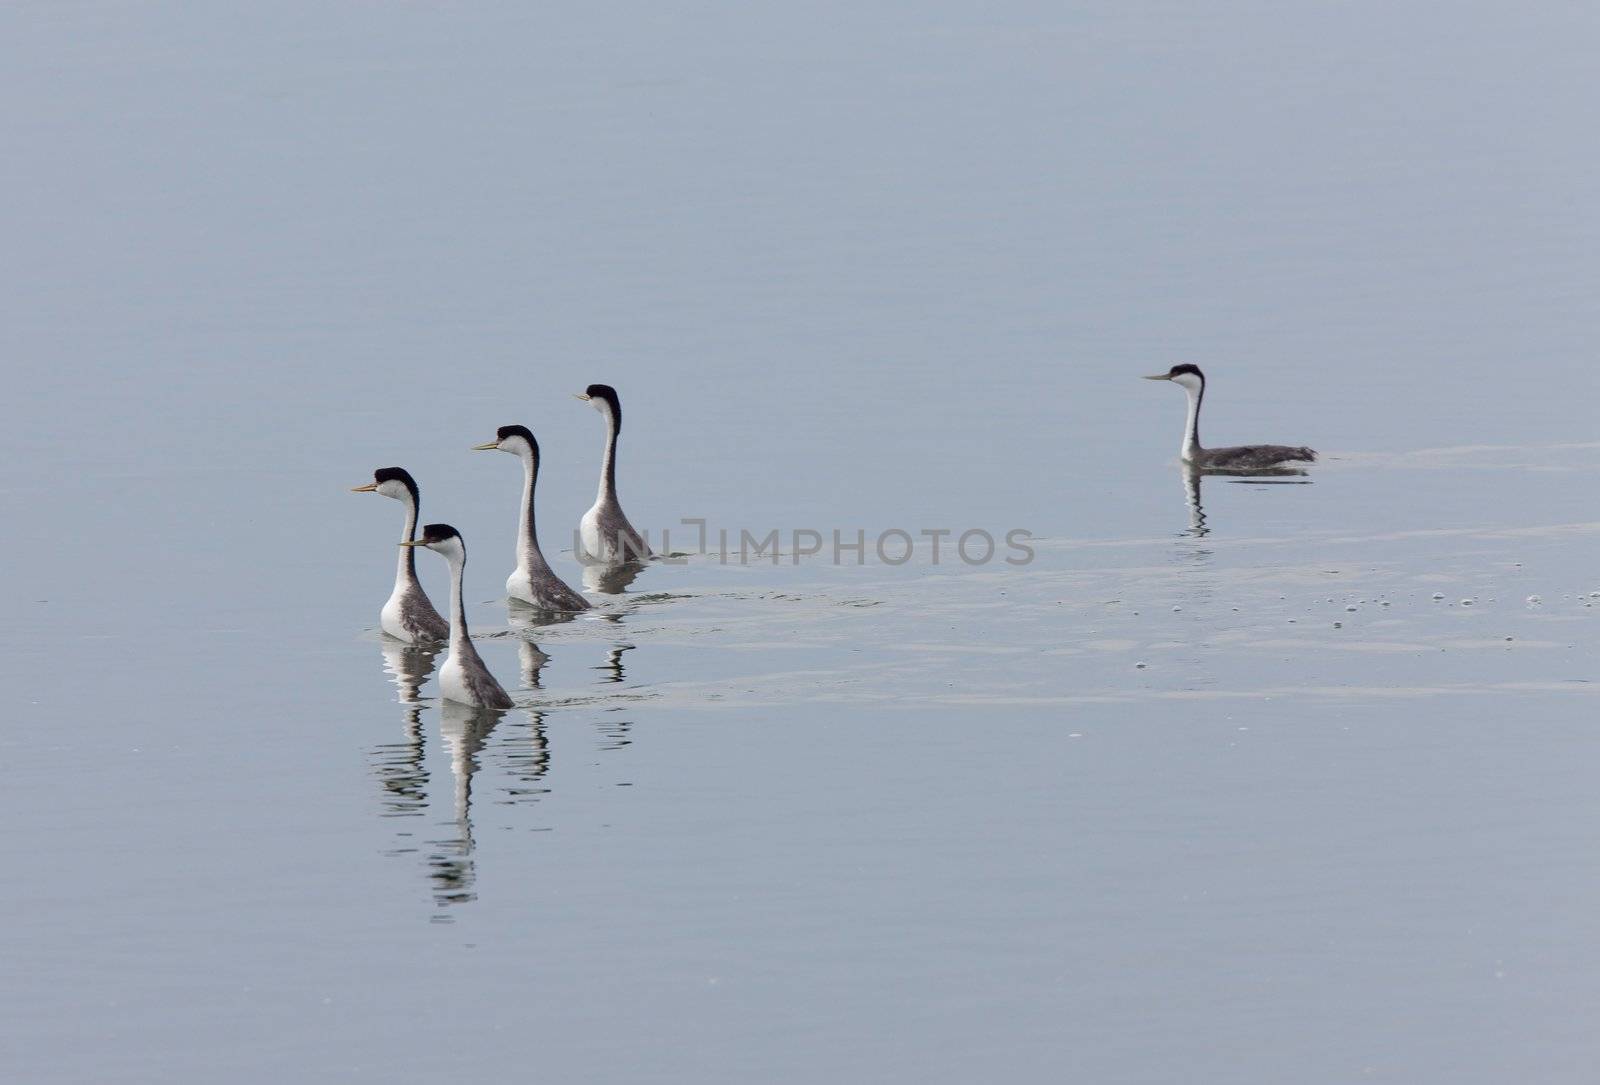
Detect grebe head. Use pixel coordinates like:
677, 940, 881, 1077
351, 466, 420, 504
400, 523, 465, 561
473, 424, 539, 463
574, 383, 622, 429
1143, 364, 1205, 394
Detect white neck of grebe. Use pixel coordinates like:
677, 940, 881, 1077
395, 492, 421, 589
1177, 374, 1204, 461
443, 545, 470, 654
514, 446, 542, 574
595, 402, 619, 505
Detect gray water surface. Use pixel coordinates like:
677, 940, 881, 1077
2, 3, 1597, 1082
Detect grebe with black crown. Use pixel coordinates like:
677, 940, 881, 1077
472, 425, 591, 612
400, 524, 515, 710
575, 383, 651, 565
1144, 364, 1316, 470
351, 467, 450, 643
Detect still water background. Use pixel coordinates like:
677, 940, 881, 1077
2, 3, 1597, 1081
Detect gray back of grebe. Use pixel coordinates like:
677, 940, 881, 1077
1144, 364, 1316, 469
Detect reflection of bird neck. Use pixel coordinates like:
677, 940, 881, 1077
526, 709, 550, 778
440, 711, 487, 826
519, 641, 548, 688
1182, 466, 1208, 537
452, 745, 474, 825
1181, 378, 1204, 461
605, 644, 630, 682
395, 493, 421, 587
381, 642, 436, 704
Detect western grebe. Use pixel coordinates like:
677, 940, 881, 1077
352, 467, 450, 643
1144, 365, 1316, 470
472, 425, 591, 612
400, 524, 515, 710
575, 383, 651, 564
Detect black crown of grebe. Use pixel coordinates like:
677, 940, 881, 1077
351, 466, 449, 644
370, 466, 418, 499
580, 384, 622, 427
496, 423, 536, 444
399, 523, 514, 710
472, 424, 591, 613
574, 382, 651, 566
1143, 364, 1316, 470
410, 523, 459, 545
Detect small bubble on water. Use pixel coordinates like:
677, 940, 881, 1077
1526, 595, 1542, 606
1333, 621, 1343, 628
1172, 605, 1182, 612
1432, 593, 1445, 600
1345, 605, 1357, 612
1379, 600, 1391, 607
1460, 598, 1474, 606
1134, 661, 1147, 669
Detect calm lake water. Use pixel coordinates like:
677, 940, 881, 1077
3, 3, 1597, 1082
